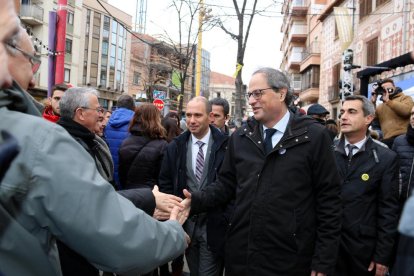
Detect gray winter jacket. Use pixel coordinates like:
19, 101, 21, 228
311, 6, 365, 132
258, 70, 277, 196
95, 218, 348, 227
0, 84, 186, 276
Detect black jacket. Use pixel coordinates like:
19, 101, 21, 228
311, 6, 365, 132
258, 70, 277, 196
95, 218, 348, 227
158, 125, 229, 255
191, 113, 342, 275
119, 125, 168, 189
392, 133, 414, 203
334, 137, 400, 269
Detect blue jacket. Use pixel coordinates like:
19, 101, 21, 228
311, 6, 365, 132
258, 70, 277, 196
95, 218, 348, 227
104, 108, 134, 188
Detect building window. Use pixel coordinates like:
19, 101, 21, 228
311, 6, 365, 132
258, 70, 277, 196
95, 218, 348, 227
359, 0, 372, 20
366, 37, 378, 66
85, 9, 91, 35
103, 16, 110, 39
133, 71, 140, 85
64, 68, 70, 83
301, 66, 320, 90
67, 11, 74, 25
65, 39, 72, 54
100, 69, 107, 87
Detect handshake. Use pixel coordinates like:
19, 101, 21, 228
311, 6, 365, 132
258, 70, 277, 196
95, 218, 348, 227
152, 186, 192, 225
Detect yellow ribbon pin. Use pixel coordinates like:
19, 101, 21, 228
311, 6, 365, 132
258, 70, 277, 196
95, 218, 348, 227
361, 173, 369, 181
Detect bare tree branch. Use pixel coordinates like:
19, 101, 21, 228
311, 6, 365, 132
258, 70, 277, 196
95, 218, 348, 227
217, 19, 239, 40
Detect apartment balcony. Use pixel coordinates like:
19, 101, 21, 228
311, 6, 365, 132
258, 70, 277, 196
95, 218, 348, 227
328, 85, 340, 104
20, 4, 44, 25
287, 51, 303, 71
288, 24, 307, 43
300, 41, 321, 72
149, 56, 172, 72
290, 0, 308, 17
299, 86, 319, 103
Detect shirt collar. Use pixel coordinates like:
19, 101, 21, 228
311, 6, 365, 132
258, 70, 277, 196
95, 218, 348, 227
192, 127, 211, 145
263, 111, 290, 134
344, 136, 367, 150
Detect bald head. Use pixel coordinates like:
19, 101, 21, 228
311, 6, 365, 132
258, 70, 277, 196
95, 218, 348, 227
188, 96, 212, 114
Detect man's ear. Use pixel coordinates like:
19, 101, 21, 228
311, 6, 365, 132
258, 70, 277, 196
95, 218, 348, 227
279, 88, 287, 102
365, 114, 374, 126
74, 108, 85, 121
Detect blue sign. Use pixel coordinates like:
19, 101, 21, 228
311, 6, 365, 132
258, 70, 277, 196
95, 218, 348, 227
153, 90, 166, 99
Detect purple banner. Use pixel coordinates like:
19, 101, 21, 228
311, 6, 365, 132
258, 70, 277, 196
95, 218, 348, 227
48, 11, 57, 97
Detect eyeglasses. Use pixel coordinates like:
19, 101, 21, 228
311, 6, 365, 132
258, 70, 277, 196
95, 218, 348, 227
386, 88, 394, 93
6, 42, 41, 74
79, 106, 105, 114
246, 87, 275, 100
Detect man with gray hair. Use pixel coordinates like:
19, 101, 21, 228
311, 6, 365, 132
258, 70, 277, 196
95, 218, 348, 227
181, 68, 342, 275
334, 95, 399, 276
57, 87, 109, 180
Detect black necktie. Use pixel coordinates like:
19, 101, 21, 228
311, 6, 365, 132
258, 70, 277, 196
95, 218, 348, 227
347, 144, 357, 162
264, 129, 277, 154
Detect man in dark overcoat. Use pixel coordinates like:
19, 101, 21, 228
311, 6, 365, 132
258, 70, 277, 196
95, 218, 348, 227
181, 68, 342, 276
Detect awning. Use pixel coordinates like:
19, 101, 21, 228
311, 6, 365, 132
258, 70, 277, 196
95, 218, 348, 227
357, 52, 414, 96
357, 52, 414, 78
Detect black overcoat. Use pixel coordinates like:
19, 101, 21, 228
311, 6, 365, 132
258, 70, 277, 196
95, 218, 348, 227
192, 113, 342, 275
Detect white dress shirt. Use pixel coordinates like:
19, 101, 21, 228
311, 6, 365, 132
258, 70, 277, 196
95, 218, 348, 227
263, 111, 291, 148
191, 128, 211, 175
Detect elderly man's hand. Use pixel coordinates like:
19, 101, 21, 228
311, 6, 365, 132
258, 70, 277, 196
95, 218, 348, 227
152, 185, 184, 213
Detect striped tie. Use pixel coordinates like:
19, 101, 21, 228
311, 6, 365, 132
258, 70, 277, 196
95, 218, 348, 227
195, 141, 205, 183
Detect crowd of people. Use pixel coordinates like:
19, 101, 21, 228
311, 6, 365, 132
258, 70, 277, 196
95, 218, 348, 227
3, 0, 414, 275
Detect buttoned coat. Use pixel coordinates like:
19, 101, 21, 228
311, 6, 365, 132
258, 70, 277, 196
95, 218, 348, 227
158, 125, 229, 255
191, 113, 342, 275
334, 137, 400, 271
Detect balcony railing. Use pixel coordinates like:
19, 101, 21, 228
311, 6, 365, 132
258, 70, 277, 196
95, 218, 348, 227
288, 24, 307, 42
290, 0, 307, 14
301, 82, 319, 91
290, 24, 307, 35
20, 4, 44, 23
301, 41, 320, 61
288, 52, 303, 64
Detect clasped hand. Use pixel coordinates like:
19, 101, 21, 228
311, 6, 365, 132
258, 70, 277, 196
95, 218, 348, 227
152, 186, 192, 225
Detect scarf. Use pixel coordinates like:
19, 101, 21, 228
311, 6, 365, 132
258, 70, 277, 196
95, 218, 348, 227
57, 117, 96, 148
42, 106, 60, 123
0, 81, 42, 116
406, 125, 414, 146
57, 117, 114, 183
